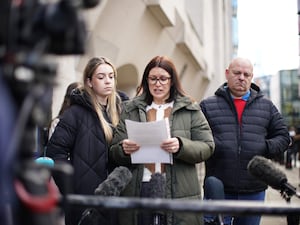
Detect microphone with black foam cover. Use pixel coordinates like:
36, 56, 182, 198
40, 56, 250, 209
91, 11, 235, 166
146, 173, 166, 198
79, 167, 132, 225
144, 173, 166, 225
94, 166, 132, 196
82, 0, 101, 8
203, 176, 225, 224
204, 176, 225, 200
247, 155, 299, 197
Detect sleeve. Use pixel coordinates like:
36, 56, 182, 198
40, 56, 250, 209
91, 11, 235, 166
46, 109, 77, 163
46, 109, 78, 194
109, 110, 132, 166
265, 102, 290, 157
174, 108, 215, 163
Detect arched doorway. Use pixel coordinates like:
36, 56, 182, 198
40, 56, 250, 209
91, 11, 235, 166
117, 64, 139, 98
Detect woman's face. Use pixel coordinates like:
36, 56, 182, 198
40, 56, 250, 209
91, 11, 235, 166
147, 67, 171, 104
88, 63, 115, 105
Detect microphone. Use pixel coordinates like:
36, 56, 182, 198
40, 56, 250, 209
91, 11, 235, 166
146, 173, 166, 198
94, 166, 132, 196
247, 156, 298, 198
144, 173, 166, 225
62, 0, 101, 9
79, 167, 132, 225
204, 176, 225, 200
203, 176, 225, 225
82, 0, 101, 8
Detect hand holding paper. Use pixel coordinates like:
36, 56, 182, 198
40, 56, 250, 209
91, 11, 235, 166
122, 139, 140, 155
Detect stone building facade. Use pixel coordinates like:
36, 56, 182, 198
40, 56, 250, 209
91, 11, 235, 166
51, 0, 234, 117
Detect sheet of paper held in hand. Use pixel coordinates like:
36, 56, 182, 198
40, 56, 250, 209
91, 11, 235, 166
125, 118, 173, 164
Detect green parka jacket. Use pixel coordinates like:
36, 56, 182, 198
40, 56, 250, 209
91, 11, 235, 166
109, 93, 215, 225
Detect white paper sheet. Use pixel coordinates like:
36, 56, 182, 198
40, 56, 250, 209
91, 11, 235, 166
125, 118, 173, 164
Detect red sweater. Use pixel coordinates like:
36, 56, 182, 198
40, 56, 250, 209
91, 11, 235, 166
234, 98, 246, 124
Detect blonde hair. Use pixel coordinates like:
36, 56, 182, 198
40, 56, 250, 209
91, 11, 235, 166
83, 57, 121, 143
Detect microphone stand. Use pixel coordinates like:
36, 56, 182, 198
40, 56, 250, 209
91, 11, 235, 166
151, 163, 165, 225
280, 183, 300, 202
280, 182, 300, 225
203, 176, 225, 225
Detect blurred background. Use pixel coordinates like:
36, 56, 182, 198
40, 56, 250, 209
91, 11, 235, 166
46, 0, 299, 129
1, 1, 300, 225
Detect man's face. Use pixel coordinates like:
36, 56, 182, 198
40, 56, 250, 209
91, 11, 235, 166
225, 58, 253, 98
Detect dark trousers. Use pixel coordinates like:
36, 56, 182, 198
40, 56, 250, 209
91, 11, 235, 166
286, 147, 298, 168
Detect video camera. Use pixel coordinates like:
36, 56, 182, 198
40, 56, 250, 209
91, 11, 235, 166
0, 1, 100, 225
0, 0, 102, 107
0, 0, 100, 54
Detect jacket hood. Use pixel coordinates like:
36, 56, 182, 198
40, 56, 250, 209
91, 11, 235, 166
70, 88, 94, 111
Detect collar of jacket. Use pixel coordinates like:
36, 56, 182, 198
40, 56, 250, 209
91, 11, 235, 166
216, 82, 262, 101
70, 89, 94, 111
124, 93, 199, 113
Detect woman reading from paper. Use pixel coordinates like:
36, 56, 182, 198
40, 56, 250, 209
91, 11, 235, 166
110, 55, 215, 225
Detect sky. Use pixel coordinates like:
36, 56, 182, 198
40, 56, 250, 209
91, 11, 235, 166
237, 0, 299, 76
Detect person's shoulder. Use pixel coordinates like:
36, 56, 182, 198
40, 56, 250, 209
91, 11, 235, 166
60, 104, 89, 122
201, 95, 218, 102
117, 90, 129, 101
189, 100, 201, 110
175, 95, 200, 111
122, 96, 144, 112
200, 95, 219, 106
252, 94, 274, 105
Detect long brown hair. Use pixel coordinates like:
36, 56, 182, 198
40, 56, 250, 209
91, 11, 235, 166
58, 82, 81, 116
83, 57, 121, 143
140, 55, 186, 105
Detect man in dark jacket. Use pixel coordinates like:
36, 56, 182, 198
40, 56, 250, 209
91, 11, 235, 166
200, 57, 290, 225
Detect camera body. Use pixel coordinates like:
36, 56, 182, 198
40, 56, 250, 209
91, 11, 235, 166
0, 1, 100, 225
0, 0, 90, 56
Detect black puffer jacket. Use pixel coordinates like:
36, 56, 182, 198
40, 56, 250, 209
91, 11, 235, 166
200, 83, 290, 193
47, 90, 113, 225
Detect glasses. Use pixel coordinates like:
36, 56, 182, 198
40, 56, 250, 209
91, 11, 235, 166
148, 76, 171, 85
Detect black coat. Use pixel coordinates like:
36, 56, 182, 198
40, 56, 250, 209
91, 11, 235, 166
200, 83, 290, 193
46, 90, 114, 225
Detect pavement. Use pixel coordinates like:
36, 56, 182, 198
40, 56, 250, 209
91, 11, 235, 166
198, 160, 300, 225
261, 161, 300, 225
